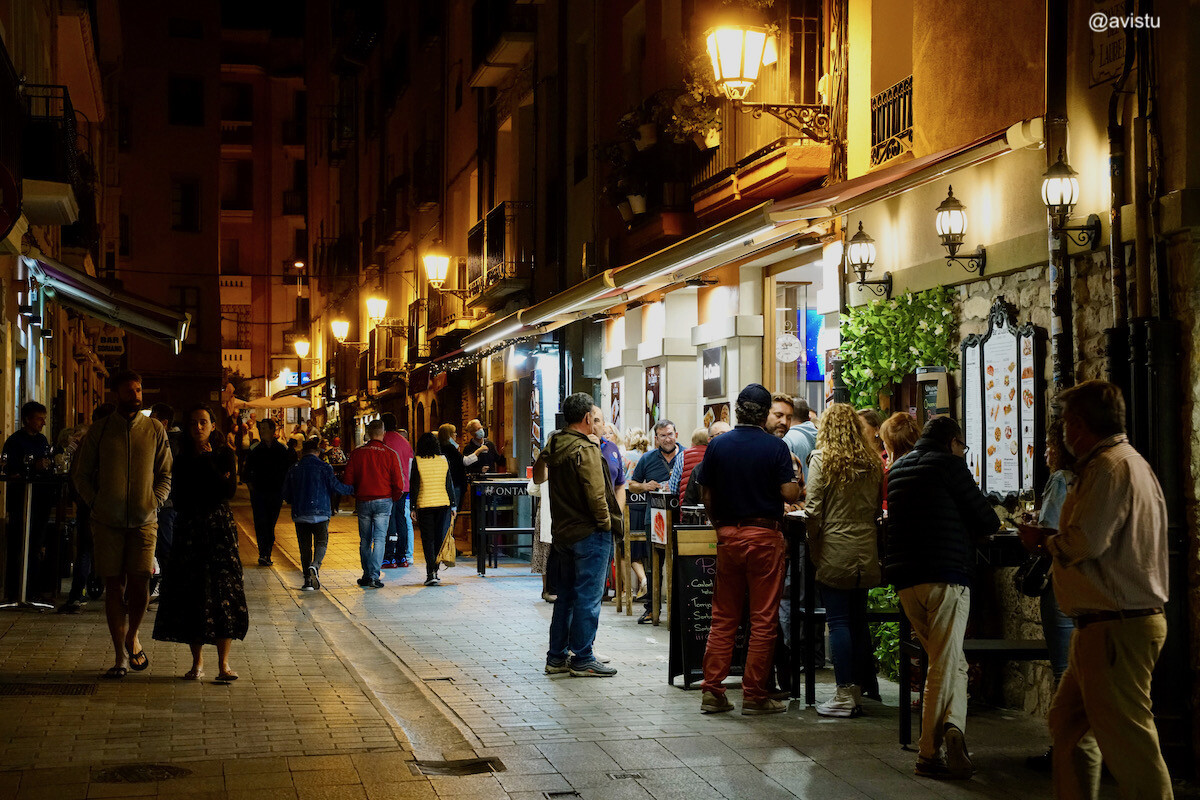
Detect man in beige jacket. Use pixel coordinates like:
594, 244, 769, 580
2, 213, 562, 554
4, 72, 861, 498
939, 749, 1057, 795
73, 371, 172, 678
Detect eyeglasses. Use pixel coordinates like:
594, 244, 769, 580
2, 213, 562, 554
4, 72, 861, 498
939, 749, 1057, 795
954, 437, 970, 453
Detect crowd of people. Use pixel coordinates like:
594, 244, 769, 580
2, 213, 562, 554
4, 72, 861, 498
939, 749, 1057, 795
2, 369, 1174, 796
533, 380, 1172, 796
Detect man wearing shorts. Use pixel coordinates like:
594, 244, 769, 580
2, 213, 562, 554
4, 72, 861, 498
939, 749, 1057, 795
73, 371, 173, 678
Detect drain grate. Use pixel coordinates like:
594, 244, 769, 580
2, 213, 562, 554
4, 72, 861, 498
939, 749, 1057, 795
409, 757, 505, 776
608, 771, 645, 780
93, 764, 193, 783
0, 683, 97, 696
544, 792, 583, 799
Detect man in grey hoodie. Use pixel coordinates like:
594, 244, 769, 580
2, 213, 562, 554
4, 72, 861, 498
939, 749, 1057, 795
73, 371, 172, 679
534, 392, 622, 678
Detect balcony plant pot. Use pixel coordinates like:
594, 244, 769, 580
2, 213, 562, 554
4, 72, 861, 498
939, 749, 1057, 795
693, 128, 721, 150
634, 123, 658, 150
626, 194, 648, 215
617, 200, 635, 222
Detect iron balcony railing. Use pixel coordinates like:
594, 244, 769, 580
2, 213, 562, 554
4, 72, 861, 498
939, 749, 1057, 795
22, 83, 79, 187
282, 189, 306, 216
407, 299, 429, 363
466, 200, 533, 296
870, 75, 913, 166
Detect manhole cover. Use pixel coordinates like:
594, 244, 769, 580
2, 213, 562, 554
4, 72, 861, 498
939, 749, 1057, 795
93, 764, 193, 783
410, 757, 504, 776
0, 683, 97, 696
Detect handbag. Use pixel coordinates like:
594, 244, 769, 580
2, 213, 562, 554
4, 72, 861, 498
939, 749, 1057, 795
1014, 553, 1052, 597
438, 522, 457, 568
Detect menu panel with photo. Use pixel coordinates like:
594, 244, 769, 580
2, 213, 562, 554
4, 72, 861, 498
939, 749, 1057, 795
962, 340, 983, 488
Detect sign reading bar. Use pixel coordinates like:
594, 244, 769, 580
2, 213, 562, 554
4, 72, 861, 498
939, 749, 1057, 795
96, 332, 125, 356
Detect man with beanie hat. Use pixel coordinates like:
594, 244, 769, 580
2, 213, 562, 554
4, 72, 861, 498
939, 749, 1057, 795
696, 383, 801, 715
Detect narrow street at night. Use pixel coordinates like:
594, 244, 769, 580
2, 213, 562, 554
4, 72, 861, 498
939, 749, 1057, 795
0, 491, 1077, 800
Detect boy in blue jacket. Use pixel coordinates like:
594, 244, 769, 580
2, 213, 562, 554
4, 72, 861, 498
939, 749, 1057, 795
282, 437, 354, 590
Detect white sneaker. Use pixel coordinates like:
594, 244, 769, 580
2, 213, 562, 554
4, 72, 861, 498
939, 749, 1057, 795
816, 685, 861, 718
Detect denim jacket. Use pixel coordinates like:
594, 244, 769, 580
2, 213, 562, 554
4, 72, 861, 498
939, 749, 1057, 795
282, 454, 354, 522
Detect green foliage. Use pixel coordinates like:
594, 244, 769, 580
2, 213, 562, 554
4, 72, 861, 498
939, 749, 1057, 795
839, 286, 958, 409
867, 585, 901, 682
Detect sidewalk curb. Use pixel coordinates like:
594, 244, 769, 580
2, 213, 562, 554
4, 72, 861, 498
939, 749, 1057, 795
240, 514, 485, 764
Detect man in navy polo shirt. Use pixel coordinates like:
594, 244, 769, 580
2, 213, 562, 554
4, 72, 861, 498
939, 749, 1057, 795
627, 418, 679, 624
697, 383, 801, 715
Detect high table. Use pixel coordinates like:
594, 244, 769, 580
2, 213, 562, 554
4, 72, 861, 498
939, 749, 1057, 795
1, 473, 69, 611
469, 477, 532, 576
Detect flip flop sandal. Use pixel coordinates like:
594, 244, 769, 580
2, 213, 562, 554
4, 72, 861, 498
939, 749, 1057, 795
103, 666, 128, 679
126, 648, 149, 671
182, 669, 204, 680
215, 672, 239, 683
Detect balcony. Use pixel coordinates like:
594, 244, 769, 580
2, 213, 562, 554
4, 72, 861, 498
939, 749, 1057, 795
871, 75, 913, 166
222, 349, 251, 372
21, 84, 81, 225
219, 276, 251, 306
426, 289, 474, 339
220, 121, 253, 150
381, 176, 410, 242
468, 1, 536, 88
407, 299, 429, 364
281, 119, 306, 148
412, 141, 440, 209
315, 234, 356, 279
282, 188, 306, 216
325, 95, 356, 164
466, 201, 533, 309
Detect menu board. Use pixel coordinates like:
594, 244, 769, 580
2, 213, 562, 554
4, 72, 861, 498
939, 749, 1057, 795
668, 543, 748, 688
961, 340, 983, 487
960, 297, 1045, 501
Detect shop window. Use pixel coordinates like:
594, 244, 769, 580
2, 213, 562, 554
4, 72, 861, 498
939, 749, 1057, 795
171, 178, 201, 232
168, 75, 205, 126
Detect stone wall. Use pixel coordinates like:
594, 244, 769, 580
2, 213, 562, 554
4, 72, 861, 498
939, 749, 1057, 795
947, 253, 1114, 716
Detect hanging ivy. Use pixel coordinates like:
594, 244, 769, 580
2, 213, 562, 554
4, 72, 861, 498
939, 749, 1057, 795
839, 286, 958, 409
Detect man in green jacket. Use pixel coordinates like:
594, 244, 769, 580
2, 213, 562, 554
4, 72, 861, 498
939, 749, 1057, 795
534, 392, 621, 678
73, 371, 172, 679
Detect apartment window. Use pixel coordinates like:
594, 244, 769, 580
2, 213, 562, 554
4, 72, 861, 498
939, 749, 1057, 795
220, 160, 253, 210
293, 228, 308, 260
171, 178, 201, 232
167, 17, 203, 38
296, 297, 311, 325
168, 76, 205, 126
118, 212, 131, 256
220, 238, 240, 273
173, 286, 201, 346
118, 105, 131, 151
220, 83, 253, 122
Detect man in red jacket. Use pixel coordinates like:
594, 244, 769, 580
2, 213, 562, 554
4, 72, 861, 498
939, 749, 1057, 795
343, 420, 403, 588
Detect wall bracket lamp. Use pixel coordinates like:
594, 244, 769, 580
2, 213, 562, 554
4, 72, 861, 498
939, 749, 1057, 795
423, 245, 471, 298
935, 186, 986, 275
1041, 150, 1101, 250
706, 25, 831, 142
846, 222, 893, 299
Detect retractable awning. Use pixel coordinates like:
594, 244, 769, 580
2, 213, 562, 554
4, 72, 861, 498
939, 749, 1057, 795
271, 376, 327, 400
22, 251, 192, 353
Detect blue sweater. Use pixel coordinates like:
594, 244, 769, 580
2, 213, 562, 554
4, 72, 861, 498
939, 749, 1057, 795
282, 454, 354, 523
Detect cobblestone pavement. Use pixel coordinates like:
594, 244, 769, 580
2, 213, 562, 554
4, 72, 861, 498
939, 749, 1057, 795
0, 488, 1119, 799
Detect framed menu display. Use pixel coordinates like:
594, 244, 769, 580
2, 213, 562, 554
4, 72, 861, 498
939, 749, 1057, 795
960, 297, 1045, 501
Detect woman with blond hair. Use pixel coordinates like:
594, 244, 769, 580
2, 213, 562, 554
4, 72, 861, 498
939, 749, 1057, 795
804, 403, 884, 718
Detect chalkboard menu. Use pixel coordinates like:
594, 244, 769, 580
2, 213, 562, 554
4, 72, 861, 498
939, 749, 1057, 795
961, 297, 1045, 500
668, 526, 748, 688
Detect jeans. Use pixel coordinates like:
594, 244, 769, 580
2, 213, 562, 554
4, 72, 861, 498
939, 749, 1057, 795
356, 498, 391, 582
384, 494, 408, 562
416, 506, 452, 578
403, 495, 414, 561
701, 524, 787, 703
821, 585, 871, 688
1040, 586, 1074, 681
899, 583, 971, 761
249, 490, 283, 561
547, 531, 614, 665
67, 503, 93, 603
295, 520, 330, 573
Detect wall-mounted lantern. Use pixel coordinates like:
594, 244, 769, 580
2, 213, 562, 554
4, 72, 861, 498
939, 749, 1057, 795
846, 222, 892, 299
934, 186, 986, 274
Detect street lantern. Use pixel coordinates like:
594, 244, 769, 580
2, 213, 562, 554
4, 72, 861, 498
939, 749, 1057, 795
423, 246, 451, 290
293, 337, 310, 358
293, 259, 305, 270
846, 221, 876, 278
1041, 149, 1080, 216
934, 186, 968, 258
366, 295, 388, 322
330, 318, 350, 343
705, 25, 769, 101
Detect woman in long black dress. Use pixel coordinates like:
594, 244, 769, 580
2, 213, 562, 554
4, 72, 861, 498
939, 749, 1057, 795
152, 403, 248, 681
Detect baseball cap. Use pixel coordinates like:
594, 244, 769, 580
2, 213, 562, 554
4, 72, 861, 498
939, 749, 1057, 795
737, 383, 772, 407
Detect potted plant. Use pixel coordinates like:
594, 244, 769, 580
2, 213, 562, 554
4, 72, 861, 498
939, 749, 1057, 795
619, 172, 648, 215
666, 49, 723, 150
601, 173, 635, 223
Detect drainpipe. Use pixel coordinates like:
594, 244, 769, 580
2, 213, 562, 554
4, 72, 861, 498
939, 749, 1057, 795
1045, 0, 1073, 392
1104, 0, 1134, 396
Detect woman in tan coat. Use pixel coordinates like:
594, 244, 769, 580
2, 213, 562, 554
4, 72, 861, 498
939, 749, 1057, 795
805, 403, 884, 718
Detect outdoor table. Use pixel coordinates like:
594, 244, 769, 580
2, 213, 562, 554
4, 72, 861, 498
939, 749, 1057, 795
469, 477, 531, 576
1, 473, 69, 611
